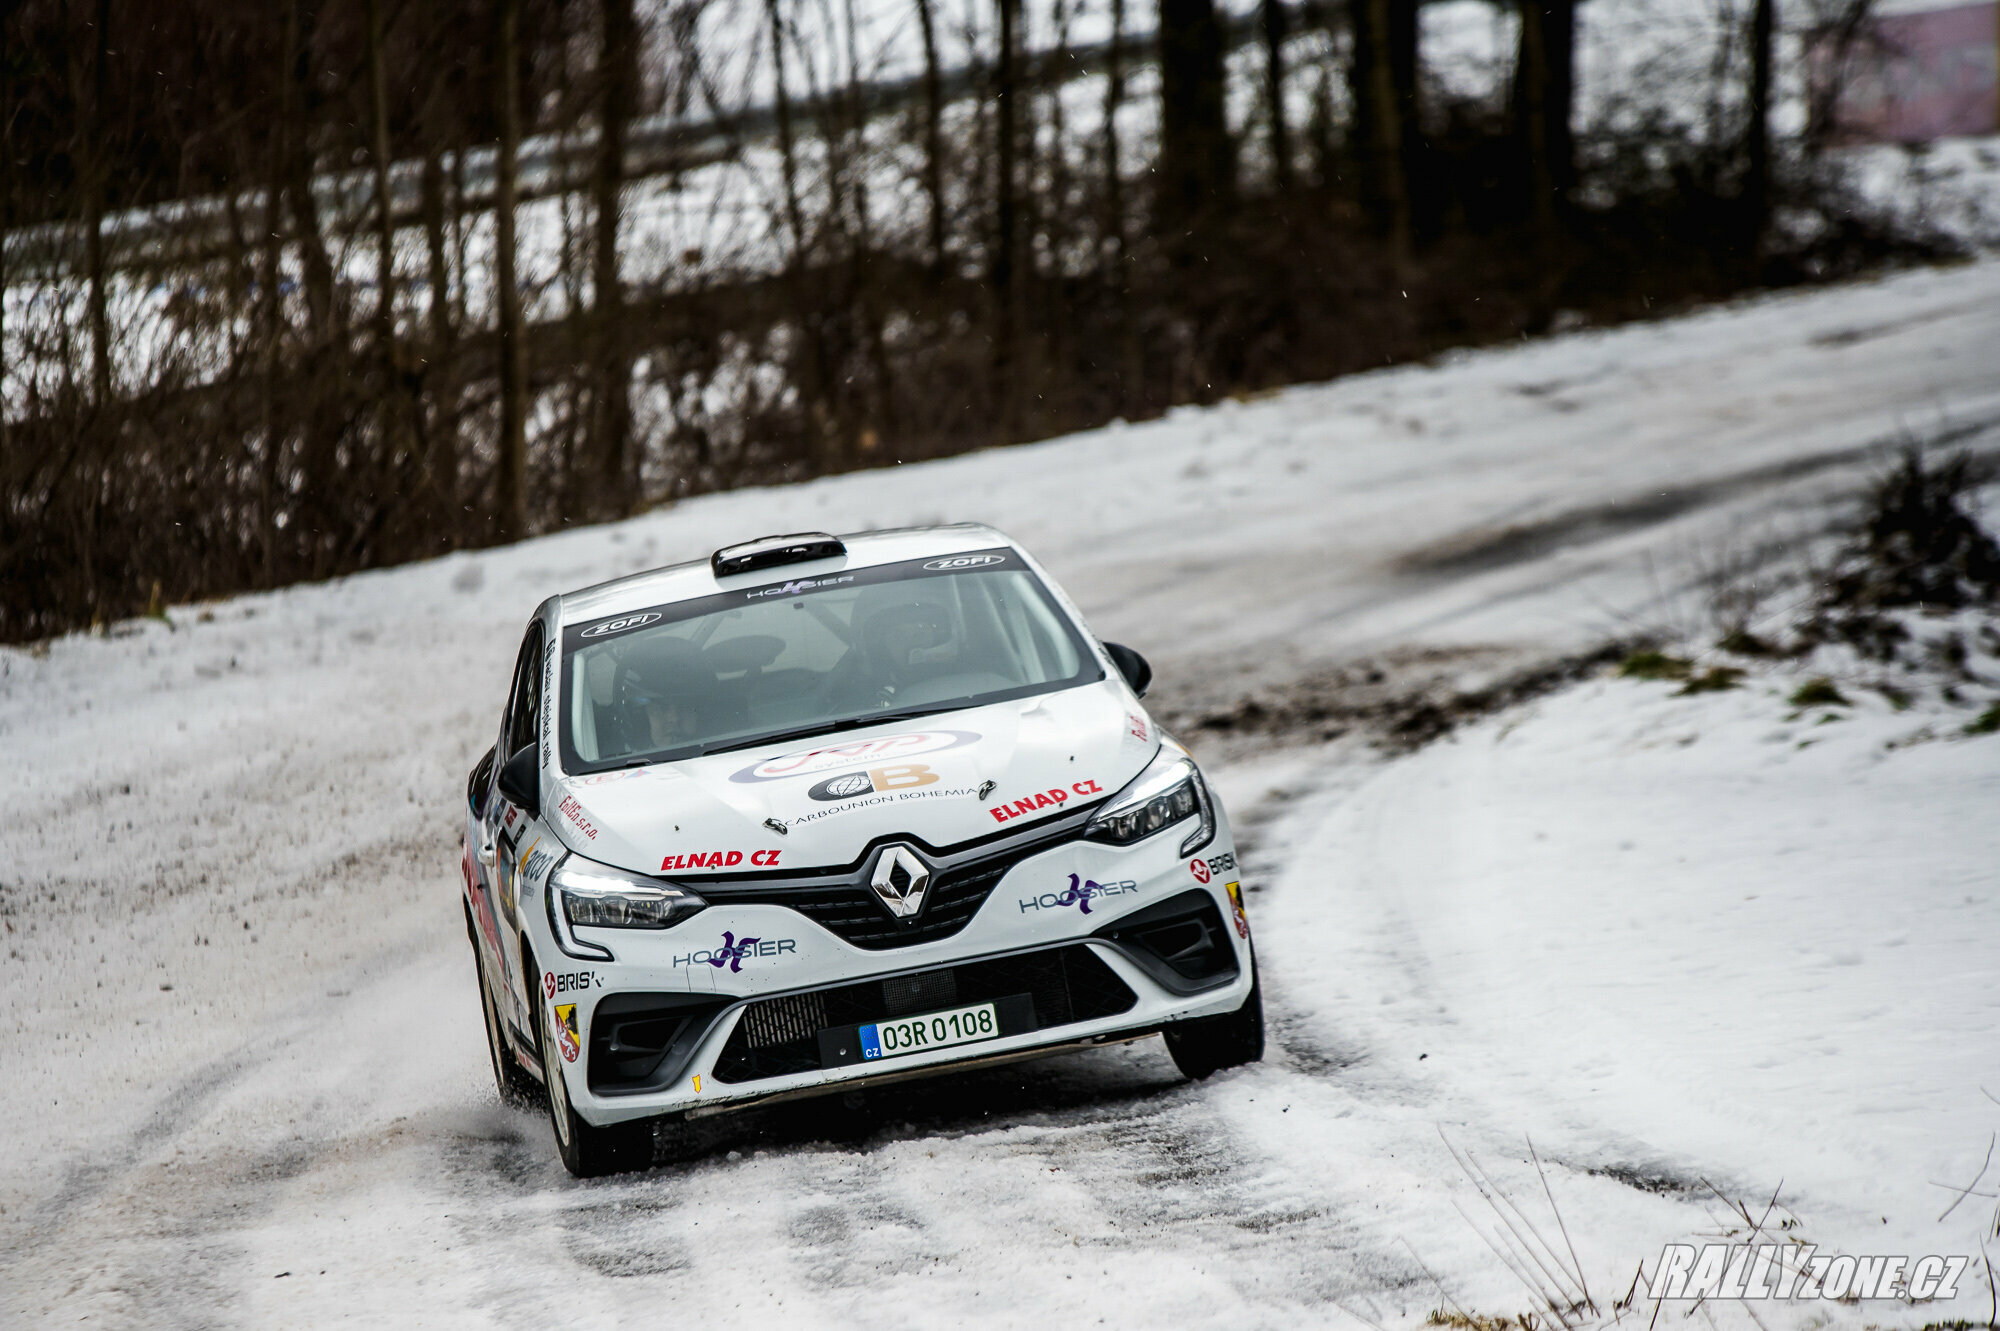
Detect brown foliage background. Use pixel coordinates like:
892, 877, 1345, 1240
0, 0, 1932, 641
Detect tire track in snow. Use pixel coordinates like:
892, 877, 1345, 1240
64, 1132, 326, 1331
5, 841, 448, 1327
15, 992, 407, 1328
20, 928, 416, 1251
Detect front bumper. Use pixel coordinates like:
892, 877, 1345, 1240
540, 828, 1254, 1126
592, 933, 1251, 1124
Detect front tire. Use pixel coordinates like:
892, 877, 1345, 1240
1164, 970, 1265, 1080
533, 963, 654, 1178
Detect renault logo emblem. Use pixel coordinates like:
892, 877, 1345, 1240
868, 844, 932, 920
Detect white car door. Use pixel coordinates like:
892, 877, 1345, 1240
484, 618, 548, 1039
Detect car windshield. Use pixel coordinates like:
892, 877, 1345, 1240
559, 548, 1100, 772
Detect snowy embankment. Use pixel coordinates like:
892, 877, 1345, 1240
1263, 656, 2000, 1321
2, 262, 1998, 1328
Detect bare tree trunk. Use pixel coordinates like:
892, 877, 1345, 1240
1514, 0, 1576, 231
766, 0, 809, 257
785, 0, 847, 467
280, 2, 336, 359
1802, 0, 1874, 154
591, 0, 637, 517
1389, 0, 1420, 206
1102, 0, 1140, 411
994, 0, 1019, 298
422, 153, 453, 353
1543, 0, 1575, 194
1156, 0, 1234, 233
1743, 0, 1774, 269
842, 0, 896, 454
1352, 0, 1411, 253
451, 145, 471, 336
552, 19, 582, 521
1516, 0, 1552, 231
219, 133, 255, 323
1015, 0, 1044, 300
365, 0, 397, 351
764, 0, 829, 458
421, 146, 456, 513
1101, 0, 1128, 283
76, 0, 113, 406
1701, 0, 1739, 191
816, 0, 859, 468
494, 0, 529, 541
994, 0, 1021, 435
1048, 0, 1078, 254
261, 0, 300, 584
1262, 0, 1292, 191
914, 0, 949, 276
0, 23, 10, 464
1307, 52, 1335, 185
365, 0, 409, 498
283, 1, 342, 577
1036, 0, 1078, 410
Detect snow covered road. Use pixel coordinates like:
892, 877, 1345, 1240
4, 263, 1999, 1328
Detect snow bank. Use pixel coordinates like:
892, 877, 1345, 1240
1268, 654, 2000, 1323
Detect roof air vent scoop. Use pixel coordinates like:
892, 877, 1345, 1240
710, 532, 847, 579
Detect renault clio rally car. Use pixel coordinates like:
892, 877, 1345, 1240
460, 525, 1261, 1176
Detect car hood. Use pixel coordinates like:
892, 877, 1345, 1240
549, 682, 1158, 876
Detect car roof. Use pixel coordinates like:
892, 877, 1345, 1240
556, 522, 1016, 628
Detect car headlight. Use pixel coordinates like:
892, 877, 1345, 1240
547, 855, 706, 959
1084, 747, 1216, 856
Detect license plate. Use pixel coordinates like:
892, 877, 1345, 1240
859, 1001, 1000, 1061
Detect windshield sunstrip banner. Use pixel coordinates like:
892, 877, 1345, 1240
562, 548, 1018, 650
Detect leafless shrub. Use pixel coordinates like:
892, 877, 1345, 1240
0, 0, 1956, 641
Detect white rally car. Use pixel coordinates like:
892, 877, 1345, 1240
460, 525, 1261, 1175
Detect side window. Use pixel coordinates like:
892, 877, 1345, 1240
501, 622, 545, 760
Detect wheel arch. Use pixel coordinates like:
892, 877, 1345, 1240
517, 930, 543, 1048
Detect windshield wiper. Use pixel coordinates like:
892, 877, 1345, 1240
607, 744, 700, 771
696, 700, 977, 759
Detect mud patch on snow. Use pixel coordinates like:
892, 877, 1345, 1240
562, 1197, 693, 1278
786, 1202, 856, 1248
1152, 642, 1635, 757
1581, 1162, 1708, 1199
1395, 422, 2000, 583
451, 1125, 551, 1196
1266, 1010, 1363, 1078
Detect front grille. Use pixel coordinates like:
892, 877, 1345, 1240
769, 855, 1016, 948
734, 991, 828, 1049
711, 943, 1137, 1084
882, 968, 958, 1015
697, 810, 1092, 950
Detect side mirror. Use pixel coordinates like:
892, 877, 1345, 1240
1103, 642, 1152, 698
497, 744, 541, 819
